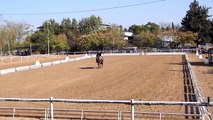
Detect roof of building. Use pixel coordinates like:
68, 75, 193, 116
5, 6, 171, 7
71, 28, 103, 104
124, 32, 133, 37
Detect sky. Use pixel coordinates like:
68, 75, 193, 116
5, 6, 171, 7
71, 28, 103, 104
0, 0, 212, 30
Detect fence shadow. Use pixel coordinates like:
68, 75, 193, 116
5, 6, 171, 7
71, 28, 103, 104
182, 56, 200, 119
190, 62, 213, 67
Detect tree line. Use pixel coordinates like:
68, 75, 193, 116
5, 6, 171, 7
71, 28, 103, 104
0, 0, 212, 55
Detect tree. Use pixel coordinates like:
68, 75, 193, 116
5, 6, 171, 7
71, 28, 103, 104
28, 15, 129, 52
30, 31, 47, 53
105, 25, 126, 50
178, 31, 198, 48
78, 15, 102, 34
51, 34, 69, 52
128, 25, 147, 35
0, 21, 31, 55
181, 0, 212, 44
78, 24, 125, 51
31, 19, 69, 54
60, 18, 72, 34
208, 19, 213, 43
132, 32, 159, 48
69, 18, 79, 51
78, 33, 100, 50
128, 22, 160, 35
145, 22, 160, 34
71, 18, 78, 34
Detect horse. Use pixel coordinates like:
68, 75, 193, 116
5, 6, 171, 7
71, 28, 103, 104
96, 56, 104, 68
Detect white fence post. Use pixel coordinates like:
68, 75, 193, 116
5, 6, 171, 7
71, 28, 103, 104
131, 99, 135, 120
160, 113, 162, 120
81, 110, 84, 120
118, 111, 122, 120
13, 107, 15, 118
50, 97, 54, 120
45, 109, 47, 120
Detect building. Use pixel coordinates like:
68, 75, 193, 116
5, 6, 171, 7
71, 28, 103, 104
124, 32, 133, 40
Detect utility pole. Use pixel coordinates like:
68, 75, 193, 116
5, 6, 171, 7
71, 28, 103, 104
47, 21, 50, 55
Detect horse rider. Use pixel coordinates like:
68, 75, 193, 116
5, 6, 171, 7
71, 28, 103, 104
96, 51, 102, 63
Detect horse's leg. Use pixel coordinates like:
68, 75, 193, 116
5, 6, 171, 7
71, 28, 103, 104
98, 63, 100, 68
100, 61, 103, 68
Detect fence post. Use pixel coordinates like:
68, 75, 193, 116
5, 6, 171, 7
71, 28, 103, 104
81, 110, 84, 120
50, 97, 54, 120
44, 109, 47, 120
47, 108, 49, 119
131, 99, 135, 120
13, 107, 16, 118
118, 111, 122, 120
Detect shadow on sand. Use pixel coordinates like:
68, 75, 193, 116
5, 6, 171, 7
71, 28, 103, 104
182, 56, 200, 119
190, 62, 213, 67
80, 66, 98, 69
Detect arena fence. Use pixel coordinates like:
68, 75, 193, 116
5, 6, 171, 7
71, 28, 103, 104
0, 97, 212, 120
0, 54, 82, 65
0, 48, 194, 65
0, 52, 212, 120
185, 54, 212, 120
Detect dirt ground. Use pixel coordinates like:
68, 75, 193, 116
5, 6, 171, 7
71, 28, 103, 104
1, 54, 211, 119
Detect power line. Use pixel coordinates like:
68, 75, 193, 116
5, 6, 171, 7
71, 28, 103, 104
2, 0, 166, 16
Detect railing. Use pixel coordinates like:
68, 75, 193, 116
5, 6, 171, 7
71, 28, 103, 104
0, 97, 212, 120
0, 106, 204, 120
0, 52, 211, 120
185, 54, 212, 120
0, 55, 50, 64
0, 48, 196, 65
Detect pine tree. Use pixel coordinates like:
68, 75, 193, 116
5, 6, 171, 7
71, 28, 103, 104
181, 0, 211, 44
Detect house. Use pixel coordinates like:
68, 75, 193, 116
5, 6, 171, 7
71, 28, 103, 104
124, 32, 133, 40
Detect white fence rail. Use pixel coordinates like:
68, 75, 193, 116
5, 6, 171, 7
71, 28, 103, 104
0, 52, 184, 75
0, 97, 212, 120
0, 106, 203, 120
185, 54, 212, 120
0, 48, 195, 65
0, 52, 212, 120
0, 55, 47, 64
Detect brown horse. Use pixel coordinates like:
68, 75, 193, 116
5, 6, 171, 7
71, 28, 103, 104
96, 56, 104, 68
